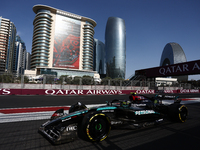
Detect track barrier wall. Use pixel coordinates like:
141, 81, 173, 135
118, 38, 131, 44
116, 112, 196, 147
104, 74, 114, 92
0, 89, 200, 95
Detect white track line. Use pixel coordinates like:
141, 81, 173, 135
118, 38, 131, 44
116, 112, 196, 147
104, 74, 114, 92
0, 104, 106, 123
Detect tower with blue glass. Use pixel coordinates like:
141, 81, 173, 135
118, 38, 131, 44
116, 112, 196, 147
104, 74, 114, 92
93, 39, 105, 76
105, 17, 126, 79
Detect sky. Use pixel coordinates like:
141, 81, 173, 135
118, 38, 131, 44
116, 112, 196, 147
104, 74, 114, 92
1, 0, 200, 80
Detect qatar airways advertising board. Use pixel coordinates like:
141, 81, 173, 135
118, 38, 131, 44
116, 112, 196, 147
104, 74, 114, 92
0, 89, 155, 95
136, 59, 200, 77
53, 14, 81, 69
0, 89, 199, 95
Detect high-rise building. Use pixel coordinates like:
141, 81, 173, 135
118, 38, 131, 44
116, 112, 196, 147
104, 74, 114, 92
105, 17, 126, 79
160, 43, 187, 66
25, 52, 31, 70
7, 22, 17, 74
31, 5, 98, 78
160, 42, 188, 81
14, 35, 26, 76
0, 17, 16, 74
93, 39, 105, 76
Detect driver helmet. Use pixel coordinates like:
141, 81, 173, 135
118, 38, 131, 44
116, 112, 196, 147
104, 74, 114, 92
129, 92, 142, 101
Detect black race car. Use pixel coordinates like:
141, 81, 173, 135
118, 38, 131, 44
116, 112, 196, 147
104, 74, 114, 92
38, 94, 188, 144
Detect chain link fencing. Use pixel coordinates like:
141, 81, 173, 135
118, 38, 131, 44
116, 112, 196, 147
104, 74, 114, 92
0, 74, 199, 90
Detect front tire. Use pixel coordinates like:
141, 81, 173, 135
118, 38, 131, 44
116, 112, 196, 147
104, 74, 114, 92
168, 104, 188, 122
82, 112, 111, 142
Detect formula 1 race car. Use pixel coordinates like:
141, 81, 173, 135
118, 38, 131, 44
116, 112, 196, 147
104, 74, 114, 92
38, 94, 188, 144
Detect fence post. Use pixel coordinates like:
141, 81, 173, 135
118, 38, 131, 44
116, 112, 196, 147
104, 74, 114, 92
68, 77, 70, 90
79, 78, 82, 89
21, 75, 24, 89
43, 75, 46, 89
62, 77, 64, 89
94, 79, 96, 90
0, 74, 2, 88
148, 82, 150, 89
131, 80, 133, 90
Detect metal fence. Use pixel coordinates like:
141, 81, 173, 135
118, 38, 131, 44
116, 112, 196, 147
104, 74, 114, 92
0, 74, 198, 90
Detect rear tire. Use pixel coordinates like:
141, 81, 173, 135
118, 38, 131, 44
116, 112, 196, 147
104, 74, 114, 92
168, 104, 188, 122
82, 112, 111, 142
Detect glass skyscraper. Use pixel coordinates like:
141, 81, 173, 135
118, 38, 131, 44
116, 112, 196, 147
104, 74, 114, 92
14, 35, 26, 77
160, 42, 187, 66
105, 17, 126, 79
93, 39, 105, 76
160, 42, 188, 81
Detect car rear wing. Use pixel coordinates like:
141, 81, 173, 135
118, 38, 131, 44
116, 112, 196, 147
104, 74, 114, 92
154, 94, 181, 103
155, 95, 177, 99
133, 94, 182, 104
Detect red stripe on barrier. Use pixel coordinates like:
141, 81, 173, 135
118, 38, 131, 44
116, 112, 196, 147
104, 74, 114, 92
0, 106, 70, 114
181, 98, 197, 101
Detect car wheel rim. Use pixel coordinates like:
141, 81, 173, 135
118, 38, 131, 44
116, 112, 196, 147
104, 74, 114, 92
87, 116, 110, 141
179, 106, 188, 122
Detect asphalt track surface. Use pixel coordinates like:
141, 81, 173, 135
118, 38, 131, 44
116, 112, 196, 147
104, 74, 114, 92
0, 94, 200, 150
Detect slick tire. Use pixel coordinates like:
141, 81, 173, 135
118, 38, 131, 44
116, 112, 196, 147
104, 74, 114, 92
168, 104, 188, 122
69, 102, 87, 113
82, 112, 111, 142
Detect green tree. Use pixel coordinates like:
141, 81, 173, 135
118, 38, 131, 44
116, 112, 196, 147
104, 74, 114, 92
111, 78, 124, 86
16, 76, 29, 83
24, 76, 29, 83
72, 76, 82, 85
0, 74, 14, 83
101, 77, 112, 85
45, 75, 56, 84
82, 75, 93, 85
59, 75, 72, 84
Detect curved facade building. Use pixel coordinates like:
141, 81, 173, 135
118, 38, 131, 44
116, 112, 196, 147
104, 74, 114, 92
82, 22, 95, 70
160, 42, 187, 66
105, 17, 126, 79
31, 5, 97, 75
31, 8, 52, 68
93, 39, 105, 75
160, 42, 188, 81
